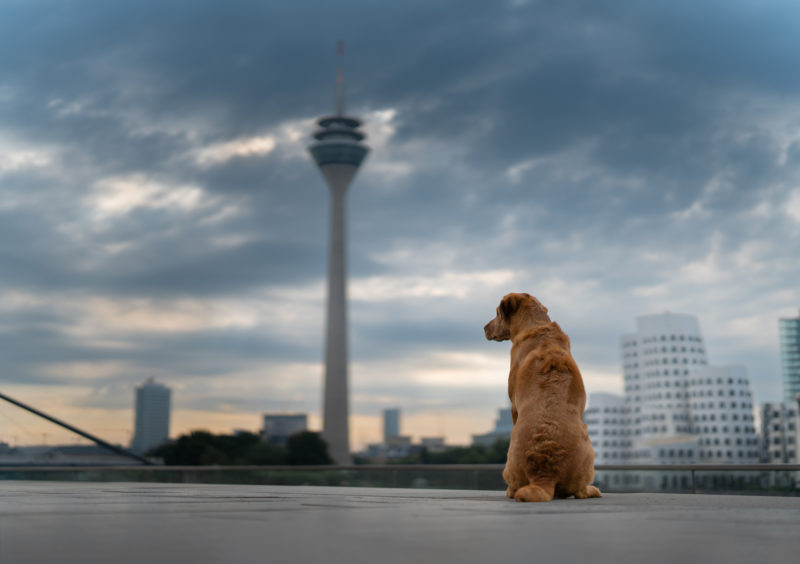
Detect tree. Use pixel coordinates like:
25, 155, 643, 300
285, 431, 333, 465
147, 430, 286, 465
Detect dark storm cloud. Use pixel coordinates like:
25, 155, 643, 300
1, 0, 799, 433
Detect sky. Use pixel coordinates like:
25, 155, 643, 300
1, 0, 799, 449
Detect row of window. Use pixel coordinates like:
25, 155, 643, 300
638, 335, 703, 344
643, 357, 704, 367
692, 402, 753, 411
591, 422, 757, 436
692, 389, 751, 397
767, 410, 798, 419
598, 448, 759, 460
694, 412, 752, 422
699, 450, 758, 459
700, 435, 757, 445
640, 346, 705, 356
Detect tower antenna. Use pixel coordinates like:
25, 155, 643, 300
336, 40, 345, 116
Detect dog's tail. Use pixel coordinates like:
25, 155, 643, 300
524, 422, 568, 483
513, 436, 566, 502
524, 441, 566, 482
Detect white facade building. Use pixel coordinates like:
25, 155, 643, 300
130, 378, 171, 455
587, 313, 758, 465
689, 366, 759, 463
622, 313, 707, 446
584, 393, 632, 464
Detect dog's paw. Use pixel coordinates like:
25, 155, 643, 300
574, 485, 602, 499
513, 485, 553, 503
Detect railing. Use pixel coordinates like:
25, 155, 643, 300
2, 464, 799, 495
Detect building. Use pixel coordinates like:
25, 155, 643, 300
621, 312, 707, 448
419, 437, 447, 453
383, 408, 400, 443
779, 311, 800, 402
130, 378, 171, 455
688, 365, 759, 463
308, 43, 369, 465
0, 445, 139, 466
758, 401, 799, 463
472, 407, 513, 447
584, 393, 632, 464
262, 414, 308, 446
586, 313, 758, 465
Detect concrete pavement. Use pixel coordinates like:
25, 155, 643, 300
1, 481, 798, 564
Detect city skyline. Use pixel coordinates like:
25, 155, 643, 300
1, 1, 800, 449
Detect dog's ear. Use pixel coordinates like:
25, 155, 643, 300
500, 294, 522, 319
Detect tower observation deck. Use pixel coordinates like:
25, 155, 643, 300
308, 43, 369, 465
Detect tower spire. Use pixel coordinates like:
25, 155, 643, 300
336, 40, 345, 116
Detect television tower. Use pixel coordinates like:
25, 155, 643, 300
308, 42, 369, 465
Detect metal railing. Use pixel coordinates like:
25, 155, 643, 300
2, 463, 800, 495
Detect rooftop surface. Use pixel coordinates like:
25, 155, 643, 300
1, 481, 799, 564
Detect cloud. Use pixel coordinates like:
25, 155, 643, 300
0, 0, 799, 448
192, 136, 277, 166
88, 174, 211, 221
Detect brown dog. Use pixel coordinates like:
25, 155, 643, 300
484, 293, 601, 502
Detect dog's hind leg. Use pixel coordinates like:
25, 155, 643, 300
574, 485, 602, 499
513, 479, 556, 503
503, 463, 526, 498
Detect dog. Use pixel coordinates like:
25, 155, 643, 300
484, 292, 601, 502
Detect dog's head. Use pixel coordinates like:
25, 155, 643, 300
484, 292, 551, 342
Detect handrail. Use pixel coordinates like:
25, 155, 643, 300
0, 391, 152, 465
1, 463, 799, 472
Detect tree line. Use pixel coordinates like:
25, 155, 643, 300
148, 430, 509, 466
147, 430, 333, 465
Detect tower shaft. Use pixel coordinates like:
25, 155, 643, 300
322, 182, 350, 464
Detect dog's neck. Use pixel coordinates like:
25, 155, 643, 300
511, 322, 559, 346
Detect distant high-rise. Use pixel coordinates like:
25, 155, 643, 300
308, 42, 369, 465
472, 406, 514, 447
779, 311, 800, 402
383, 408, 400, 443
758, 401, 799, 463
262, 413, 308, 446
130, 378, 171, 455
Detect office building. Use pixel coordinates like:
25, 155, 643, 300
472, 407, 513, 447
130, 378, 171, 455
383, 408, 400, 443
262, 413, 308, 446
758, 401, 799, 463
779, 311, 800, 402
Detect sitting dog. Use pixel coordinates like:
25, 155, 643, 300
484, 292, 601, 502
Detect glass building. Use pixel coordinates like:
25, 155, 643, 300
130, 378, 171, 455
779, 312, 800, 402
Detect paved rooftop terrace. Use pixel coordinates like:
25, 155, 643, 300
1, 481, 799, 564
